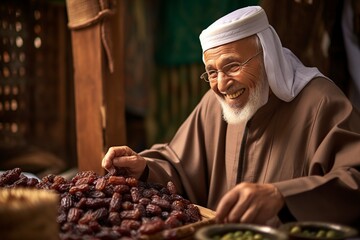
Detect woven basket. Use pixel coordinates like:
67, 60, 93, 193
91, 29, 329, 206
0, 188, 59, 240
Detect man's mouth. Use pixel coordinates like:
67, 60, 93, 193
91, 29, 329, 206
226, 88, 245, 99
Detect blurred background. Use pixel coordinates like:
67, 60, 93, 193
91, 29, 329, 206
0, 0, 358, 178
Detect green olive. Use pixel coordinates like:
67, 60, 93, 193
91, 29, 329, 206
326, 230, 337, 238
290, 226, 301, 234
288, 225, 341, 239
212, 230, 266, 240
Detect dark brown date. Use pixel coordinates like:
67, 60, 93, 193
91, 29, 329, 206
94, 177, 107, 191
139, 217, 165, 235
165, 215, 182, 229
75, 176, 96, 185
109, 192, 122, 212
130, 187, 140, 203
91, 207, 108, 221
113, 184, 130, 194
71, 170, 97, 183
146, 203, 162, 216
126, 177, 138, 187
69, 184, 90, 194
167, 181, 178, 194
0, 168, 21, 186
121, 219, 141, 230
108, 212, 121, 225
120, 208, 141, 220
67, 208, 83, 223
87, 190, 106, 198
108, 176, 126, 185
84, 198, 110, 209
151, 198, 171, 210
60, 194, 74, 210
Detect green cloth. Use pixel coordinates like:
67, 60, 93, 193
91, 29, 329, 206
155, 0, 259, 66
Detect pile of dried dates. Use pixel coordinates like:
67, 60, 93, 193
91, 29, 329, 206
0, 168, 202, 240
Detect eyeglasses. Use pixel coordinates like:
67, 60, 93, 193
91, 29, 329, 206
200, 51, 263, 83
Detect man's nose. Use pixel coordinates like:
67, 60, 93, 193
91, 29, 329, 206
216, 71, 231, 90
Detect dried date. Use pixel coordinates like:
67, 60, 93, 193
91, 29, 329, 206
164, 215, 182, 229
171, 200, 185, 211
120, 208, 141, 220
67, 208, 83, 223
151, 198, 171, 210
138, 217, 165, 235
91, 207, 108, 222
139, 197, 151, 206
167, 181, 178, 194
71, 170, 97, 183
130, 187, 140, 203
0, 168, 21, 186
126, 177, 138, 187
121, 219, 141, 230
26, 177, 39, 187
185, 204, 202, 222
94, 177, 107, 191
108, 212, 121, 225
108, 176, 126, 185
69, 183, 90, 194
113, 184, 130, 194
146, 203, 162, 216
75, 176, 96, 185
109, 192, 122, 212
10, 175, 28, 187
87, 190, 106, 198
60, 194, 74, 210
84, 198, 111, 209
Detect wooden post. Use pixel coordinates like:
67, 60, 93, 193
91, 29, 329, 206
103, 1, 126, 153
66, 0, 126, 174
70, 25, 104, 174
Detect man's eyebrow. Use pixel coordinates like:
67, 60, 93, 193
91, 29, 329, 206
205, 64, 215, 70
205, 56, 239, 70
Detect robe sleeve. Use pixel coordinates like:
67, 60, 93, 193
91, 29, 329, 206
273, 82, 360, 226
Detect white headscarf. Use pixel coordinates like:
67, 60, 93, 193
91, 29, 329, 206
199, 6, 326, 102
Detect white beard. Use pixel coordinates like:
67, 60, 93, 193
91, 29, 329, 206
218, 77, 269, 124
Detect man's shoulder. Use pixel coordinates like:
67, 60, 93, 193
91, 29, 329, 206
295, 77, 351, 109
305, 77, 338, 90
301, 77, 344, 97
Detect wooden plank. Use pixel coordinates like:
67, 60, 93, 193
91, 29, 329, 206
71, 25, 104, 175
103, 0, 126, 150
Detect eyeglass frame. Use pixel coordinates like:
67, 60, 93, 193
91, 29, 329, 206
200, 50, 263, 83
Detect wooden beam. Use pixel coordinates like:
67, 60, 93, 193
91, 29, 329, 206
71, 25, 104, 175
103, 0, 126, 150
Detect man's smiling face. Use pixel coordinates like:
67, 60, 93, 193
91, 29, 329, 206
203, 35, 269, 123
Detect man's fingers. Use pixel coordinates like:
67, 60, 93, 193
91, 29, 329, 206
215, 191, 238, 223
101, 146, 132, 170
112, 155, 138, 166
101, 149, 115, 170
226, 196, 250, 223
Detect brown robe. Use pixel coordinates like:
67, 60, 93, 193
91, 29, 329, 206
140, 77, 360, 226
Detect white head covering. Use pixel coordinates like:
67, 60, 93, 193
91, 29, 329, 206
199, 6, 326, 102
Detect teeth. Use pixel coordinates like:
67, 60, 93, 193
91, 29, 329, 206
227, 89, 244, 99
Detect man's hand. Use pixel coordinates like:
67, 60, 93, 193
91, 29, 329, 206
216, 183, 284, 225
102, 146, 147, 179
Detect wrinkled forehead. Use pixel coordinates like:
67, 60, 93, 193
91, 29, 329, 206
203, 35, 260, 64
199, 6, 269, 53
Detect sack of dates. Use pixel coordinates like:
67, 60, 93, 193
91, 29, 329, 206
0, 188, 59, 240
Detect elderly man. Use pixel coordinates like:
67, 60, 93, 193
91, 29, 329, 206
102, 6, 360, 227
